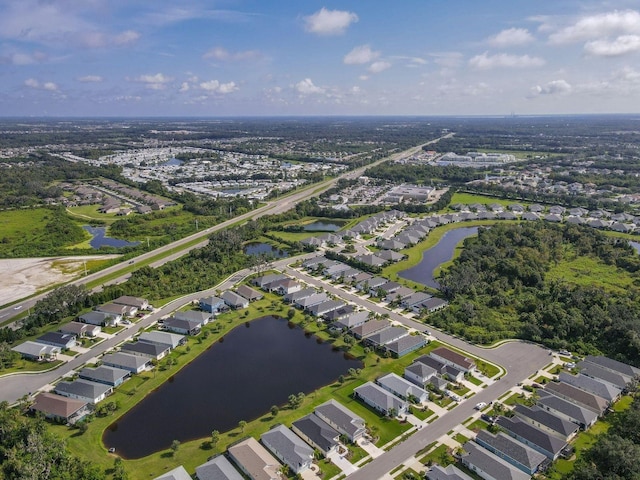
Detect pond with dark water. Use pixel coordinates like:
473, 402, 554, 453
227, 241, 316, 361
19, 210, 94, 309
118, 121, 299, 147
82, 226, 140, 249
103, 316, 362, 458
399, 226, 478, 289
161, 158, 183, 167
303, 220, 346, 232
244, 242, 288, 258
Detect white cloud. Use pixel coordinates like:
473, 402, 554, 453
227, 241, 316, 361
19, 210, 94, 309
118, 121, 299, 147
430, 52, 463, 68
368, 61, 391, 73
4, 51, 46, 65
304, 8, 358, 36
78, 75, 103, 83
199, 80, 238, 94
200, 80, 220, 91
584, 35, 640, 57
487, 28, 534, 48
114, 30, 141, 46
217, 82, 239, 94
42, 82, 58, 91
343, 45, 380, 65
203, 46, 261, 61
549, 10, 640, 44
532, 79, 572, 95
24, 78, 40, 89
295, 78, 325, 95
359, 75, 369, 81
129, 73, 173, 90
469, 52, 545, 69
179, 82, 190, 93
24, 78, 58, 91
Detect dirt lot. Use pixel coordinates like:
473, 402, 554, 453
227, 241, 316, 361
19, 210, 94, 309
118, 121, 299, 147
0, 256, 119, 306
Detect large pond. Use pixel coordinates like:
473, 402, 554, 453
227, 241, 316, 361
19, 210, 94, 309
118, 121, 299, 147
399, 227, 479, 289
103, 316, 362, 458
244, 242, 288, 258
303, 220, 347, 232
82, 226, 140, 249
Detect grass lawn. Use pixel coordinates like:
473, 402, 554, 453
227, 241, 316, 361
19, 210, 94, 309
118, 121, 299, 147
453, 433, 469, 445
346, 443, 369, 464
448, 384, 470, 396
547, 254, 635, 294
503, 392, 532, 406
394, 467, 421, 479
0, 359, 63, 377
466, 375, 483, 386
466, 419, 489, 432
265, 230, 316, 243
67, 205, 118, 223
317, 457, 342, 478
551, 419, 611, 478
410, 406, 434, 421
419, 443, 453, 466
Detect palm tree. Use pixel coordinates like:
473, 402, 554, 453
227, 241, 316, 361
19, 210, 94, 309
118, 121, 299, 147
238, 420, 247, 433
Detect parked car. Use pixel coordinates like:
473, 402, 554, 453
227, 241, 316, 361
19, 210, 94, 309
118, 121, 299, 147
475, 402, 487, 410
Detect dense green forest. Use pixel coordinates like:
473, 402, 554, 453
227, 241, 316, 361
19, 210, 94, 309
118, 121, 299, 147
433, 222, 640, 366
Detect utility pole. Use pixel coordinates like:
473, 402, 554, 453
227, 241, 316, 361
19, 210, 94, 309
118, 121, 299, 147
195, 219, 198, 231
83, 260, 87, 276
147, 237, 150, 249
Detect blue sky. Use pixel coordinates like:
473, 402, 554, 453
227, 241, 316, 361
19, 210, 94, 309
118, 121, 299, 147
2, 0, 640, 116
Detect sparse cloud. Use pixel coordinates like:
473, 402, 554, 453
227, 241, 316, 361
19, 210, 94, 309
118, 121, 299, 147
368, 61, 391, 73
487, 28, 534, 48
304, 8, 358, 36
343, 45, 380, 65
114, 30, 141, 46
78, 75, 103, 83
584, 35, 640, 56
203, 46, 261, 62
295, 78, 325, 95
24, 78, 58, 91
532, 79, 572, 95
129, 73, 173, 90
179, 82, 190, 93
199, 80, 239, 94
430, 52, 463, 68
549, 9, 640, 44
469, 52, 545, 69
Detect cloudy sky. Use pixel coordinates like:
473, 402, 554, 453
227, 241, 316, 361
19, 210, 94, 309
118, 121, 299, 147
2, 0, 640, 116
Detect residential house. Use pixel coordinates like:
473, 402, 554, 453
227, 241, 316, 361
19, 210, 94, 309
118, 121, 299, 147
354, 254, 386, 268
30, 392, 89, 424
543, 381, 608, 415
268, 278, 302, 296
60, 321, 100, 338
364, 326, 409, 348
222, 290, 250, 309
460, 441, 531, 480
314, 399, 366, 442
385, 335, 427, 358
113, 295, 150, 311
294, 292, 328, 309
332, 311, 369, 331
376, 250, 405, 263
236, 285, 264, 302
414, 355, 448, 375
419, 297, 449, 313
37, 332, 77, 350
429, 376, 449, 392
174, 310, 214, 325
120, 341, 170, 360
195, 455, 244, 480
163, 317, 202, 336
537, 392, 598, 430
376, 373, 428, 403
78, 365, 130, 387
154, 466, 192, 480
101, 352, 149, 374
577, 361, 632, 390
351, 319, 390, 339
430, 347, 475, 373
425, 464, 474, 480
301, 256, 327, 270
253, 273, 289, 290
97, 302, 136, 318
323, 305, 356, 323
522, 212, 540, 221
227, 437, 284, 480
353, 381, 408, 416
513, 404, 579, 441
54, 379, 113, 404
284, 287, 317, 304
385, 286, 415, 304
260, 425, 314, 474
475, 430, 548, 476
360, 276, 386, 294
79, 311, 115, 327
375, 281, 401, 298
307, 299, 345, 318
405, 361, 438, 387
544, 214, 563, 223
583, 355, 640, 380
139, 331, 185, 349
323, 263, 351, 278
11, 341, 60, 361
351, 272, 373, 285
199, 296, 226, 314
558, 372, 621, 402
378, 239, 406, 251
292, 414, 340, 456
401, 292, 433, 309
495, 416, 567, 460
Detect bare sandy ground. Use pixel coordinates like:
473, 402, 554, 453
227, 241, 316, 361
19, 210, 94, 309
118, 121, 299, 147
0, 256, 119, 306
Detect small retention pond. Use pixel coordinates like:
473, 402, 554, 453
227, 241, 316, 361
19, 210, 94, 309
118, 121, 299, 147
243, 242, 288, 258
103, 315, 362, 459
399, 226, 478, 289
303, 220, 347, 232
82, 226, 140, 249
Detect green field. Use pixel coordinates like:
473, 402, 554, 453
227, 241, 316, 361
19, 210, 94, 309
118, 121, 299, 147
547, 254, 636, 294
66, 205, 119, 223
448, 192, 529, 209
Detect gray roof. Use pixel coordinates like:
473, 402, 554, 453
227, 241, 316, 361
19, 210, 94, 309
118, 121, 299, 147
79, 311, 112, 324
12, 341, 60, 357
314, 399, 365, 440
154, 465, 192, 480
513, 404, 579, 438
537, 392, 599, 426
261, 425, 313, 472
461, 442, 530, 480
496, 416, 566, 458
101, 352, 149, 371
425, 464, 474, 480
222, 290, 249, 307
475, 430, 546, 474
559, 372, 621, 401
78, 365, 129, 385
113, 295, 148, 308
365, 326, 408, 345
121, 341, 169, 358
54, 379, 112, 400
385, 335, 427, 356
196, 455, 244, 480
139, 331, 184, 349
414, 355, 447, 374
228, 437, 283, 480
284, 287, 317, 303
295, 292, 328, 308
403, 292, 433, 306
577, 361, 631, 389
173, 310, 212, 323
405, 362, 437, 381
37, 331, 76, 347
429, 376, 449, 390
354, 381, 407, 413
254, 273, 288, 288
237, 284, 263, 300
163, 317, 201, 332
351, 319, 390, 338
334, 311, 369, 329
292, 414, 339, 453
377, 373, 427, 400
307, 299, 345, 316
584, 355, 640, 378
543, 381, 608, 414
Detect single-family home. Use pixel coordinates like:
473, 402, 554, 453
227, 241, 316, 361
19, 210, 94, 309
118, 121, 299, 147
236, 285, 264, 302
163, 317, 201, 335
227, 437, 284, 480
460, 441, 531, 480
268, 278, 302, 296
97, 302, 136, 318
405, 361, 438, 387
353, 381, 408, 416
294, 292, 328, 309
60, 321, 101, 338
354, 254, 386, 268
222, 290, 250, 309
120, 341, 170, 361
430, 347, 475, 373
496, 416, 567, 460
139, 331, 185, 349
429, 376, 449, 392
332, 311, 369, 331
37, 332, 77, 350
101, 352, 149, 374
402, 292, 433, 309
376, 373, 428, 403
79, 310, 116, 327
54, 379, 113, 404
377, 250, 405, 263
419, 297, 449, 313
351, 272, 373, 285
199, 296, 226, 314
154, 465, 192, 480
351, 319, 390, 339
113, 295, 150, 311
9, 342, 57, 362
425, 464, 474, 480
475, 430, 548, 476
307, 299, 346, 318
291, 414, 340, 456
195, 454, 244, 480
360, 276, 386, 294
314, 399, 366, 442
583, 355, 640, 379
261, 425, 314, 474
385, 335, 427, 358
558, 372, 621, 402
537, 392, 598, 430
513, 404, 579, 441
385, 286, 415, 304
30, 392, 89, 425
522, 212, 540, 221
323, 305, 357, 323
284, 287, 316, 304
543, 381, 608, 415
364, 326, 409, 348
78, 365, 130, 387
301, 256, 327, 270
375, 281, 401, 298
253, 273, 289, 290
174, 310, 213, 325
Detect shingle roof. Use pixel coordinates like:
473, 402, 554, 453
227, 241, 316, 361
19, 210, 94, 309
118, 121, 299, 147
430, 347, 474, 370
78, 365, 129, 385
496, 416, 566, 458
261, 425, 313, 472
475, 430, 546, 474
121, 341, 169, 358
163, 317, 201, 332
365, 326, 408, 345
377, 373, 427, 400
385, 335, 427, 356
513, 404, 579, 438
577, 361, 631, 389
405, 362, 437, 381
314, 400, 365, 440
195, 455, 244, 480
544, 381, 608, 414
559, 372, 621, 401
583, 355, 640, 378
350, 319, 390, 338
227, 437, 283, 480
292, 414, 339, 453
354, 382, 407, 413
101, 352, 149, 371
154, 465, 192, 480
537, 392, 599, 426
461, 441, 530, 480
425, 464, 474, 480
31, 392, 87, 419
173, 310, 212, 323
54, 379, 112, 401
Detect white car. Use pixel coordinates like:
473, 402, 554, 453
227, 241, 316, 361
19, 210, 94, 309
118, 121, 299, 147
475, 402, 487, 410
